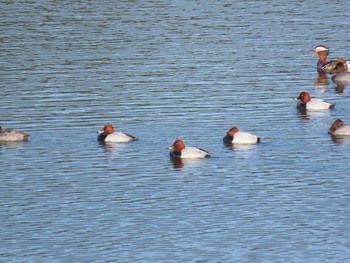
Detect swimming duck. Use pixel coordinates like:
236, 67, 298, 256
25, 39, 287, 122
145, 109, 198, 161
169, 139, 210, 159
223, 127, 260, 144
313, 45, 348, 73
296, 91, 335, 110
97, 123, 137, 143
0, 127, 30, 141
328, 119, 350, 136
314, 45, 330, 71
331, 62, 350, 83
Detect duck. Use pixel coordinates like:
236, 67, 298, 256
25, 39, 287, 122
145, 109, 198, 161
223, 127, 260, 144
296, 91, 335, 110
331, 62, 350, 83
313, 45, 349, 73
169, 139, 210, 159
0, 127, 30, 141
97, 123, 137, 143
328, 119, 350, 136
314, 45, 330, 71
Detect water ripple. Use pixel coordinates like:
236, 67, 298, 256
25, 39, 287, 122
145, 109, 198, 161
1, 0, 350, 262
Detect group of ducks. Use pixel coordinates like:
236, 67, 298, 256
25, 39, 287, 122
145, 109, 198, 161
95, 123, 261, 159
314, 44, 350, 82
296, 90, 350, 135
1, 45, 350, 159
302, 45, 350, 136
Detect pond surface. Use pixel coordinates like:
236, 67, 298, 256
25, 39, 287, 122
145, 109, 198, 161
1, 0, 350, 262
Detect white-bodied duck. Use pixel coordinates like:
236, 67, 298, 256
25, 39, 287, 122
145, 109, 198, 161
296, 91, 335, 110
223, 127, 260, 144
169, 139, 210, 159
328, 119, 350, 136
97, 123, 137, 143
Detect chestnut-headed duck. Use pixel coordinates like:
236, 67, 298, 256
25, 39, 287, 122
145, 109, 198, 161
328, 119, 350, 136
169, 139, 210, 159
296, 91, 335, 110
331, 62, 350, 83
97, 123, 137, 143
313, 45, 349, 73
0, 127, 30, 141
223, 127, 260, 144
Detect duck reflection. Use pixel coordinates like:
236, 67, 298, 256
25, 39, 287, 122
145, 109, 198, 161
333, 82, 345, 93
330, 135, 350, 144
224, 142, 258, 151
296, 108, 331, 121
99, 141, 130, 158
0, 140, 27, 149
314, 71, 328, 92
170, 157, 205, 169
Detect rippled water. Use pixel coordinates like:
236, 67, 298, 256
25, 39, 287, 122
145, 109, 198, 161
1, 0, 350, 262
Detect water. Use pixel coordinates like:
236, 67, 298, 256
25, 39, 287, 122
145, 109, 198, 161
1, 0, 350, 262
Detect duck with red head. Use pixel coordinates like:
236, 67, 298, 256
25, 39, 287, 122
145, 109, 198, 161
0, 126, 30, 142
328, 119, 350, 136
296, 91, 335, 110
331, 62, 350, 83
97, 123, 137, 143
223, 126, 260, 144
169, 139, 210, 159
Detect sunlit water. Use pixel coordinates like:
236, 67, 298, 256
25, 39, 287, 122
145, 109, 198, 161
1, 0, 350, 262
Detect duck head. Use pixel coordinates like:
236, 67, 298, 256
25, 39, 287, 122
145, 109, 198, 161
297, 91, 311, 103
227, 127, 239, 136
172, 139, 186, 152
100, 123, 115, 135
334, 61, 346, 74
329, 119, 344, 134
313, 45, 329, 58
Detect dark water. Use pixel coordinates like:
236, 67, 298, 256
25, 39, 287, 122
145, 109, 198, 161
1, 0, 350, 262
